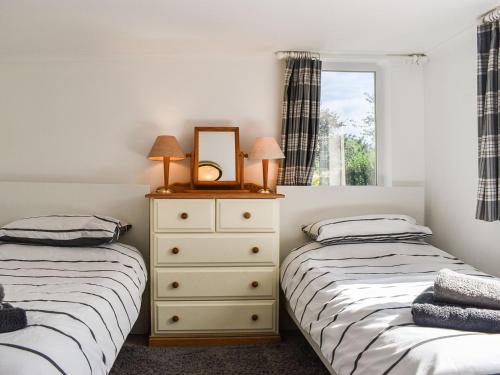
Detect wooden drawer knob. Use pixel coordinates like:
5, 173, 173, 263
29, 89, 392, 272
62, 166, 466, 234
251, 314, 259, 321
251, 247, 259, 254
243, 212, 251, 219
171, 247, 180, 254
172, 315, 179, 322
180, 212, 189, 220
171, 281, 179, 288
251, 281, 259, 288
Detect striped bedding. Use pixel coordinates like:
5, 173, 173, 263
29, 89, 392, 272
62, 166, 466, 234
0, 241, 147, 375
281, 241, 500, 375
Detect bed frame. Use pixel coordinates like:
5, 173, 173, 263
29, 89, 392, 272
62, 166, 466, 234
277, 185, 425, 345
0, 181, 150, 333
286, 301, 337, 375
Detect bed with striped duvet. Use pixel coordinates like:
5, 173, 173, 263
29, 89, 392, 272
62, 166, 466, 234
281, 241, 500, 375
0, 241, 147, 375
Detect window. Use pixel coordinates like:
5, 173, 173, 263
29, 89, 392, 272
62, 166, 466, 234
313, 65, 378, 186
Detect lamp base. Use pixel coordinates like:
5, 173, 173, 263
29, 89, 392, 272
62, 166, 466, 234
257, 188, 274, 194
155, 186, 173, 194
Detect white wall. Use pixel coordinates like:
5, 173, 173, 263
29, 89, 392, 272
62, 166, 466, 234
424, 27, 500, 276
390, 62, 425, 186
0, 53, 282, 188
0, 54, 424, 190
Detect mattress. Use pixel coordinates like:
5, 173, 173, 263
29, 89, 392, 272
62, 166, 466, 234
281, 241, 500, 375
0, 242, 147, 375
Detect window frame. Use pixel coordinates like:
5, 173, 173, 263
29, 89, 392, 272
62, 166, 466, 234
319, 61, 387, 186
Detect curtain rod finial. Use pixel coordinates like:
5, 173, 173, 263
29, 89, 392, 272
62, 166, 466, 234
405, 54, 429, 65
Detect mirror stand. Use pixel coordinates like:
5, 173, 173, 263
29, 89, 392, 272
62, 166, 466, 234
192, 126, 245, 189
239, 151, 248, 190
162, 127, 275, 194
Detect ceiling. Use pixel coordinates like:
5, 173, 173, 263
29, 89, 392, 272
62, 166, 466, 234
0, 0, 497, 58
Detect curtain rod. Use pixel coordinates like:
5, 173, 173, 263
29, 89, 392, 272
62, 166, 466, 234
479, 6, 500, 24
275, 51, 428, 64
275, 51, 321, 60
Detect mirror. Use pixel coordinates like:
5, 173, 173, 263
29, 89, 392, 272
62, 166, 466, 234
193, 127, 241, 186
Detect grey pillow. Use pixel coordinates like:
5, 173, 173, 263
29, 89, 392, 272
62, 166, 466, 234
0, 215, 131, 247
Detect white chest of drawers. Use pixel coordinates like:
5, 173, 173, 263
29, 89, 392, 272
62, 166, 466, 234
148, 194, 282, 346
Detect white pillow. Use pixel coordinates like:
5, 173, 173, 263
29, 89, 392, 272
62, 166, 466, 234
302, 214, 431, 244
0, 215, 131, 247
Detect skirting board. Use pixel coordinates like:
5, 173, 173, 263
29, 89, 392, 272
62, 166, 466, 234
149, 335, 281, 347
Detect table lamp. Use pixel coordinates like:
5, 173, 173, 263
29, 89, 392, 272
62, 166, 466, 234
248, 136, 285, 194
148, 135, 185, 193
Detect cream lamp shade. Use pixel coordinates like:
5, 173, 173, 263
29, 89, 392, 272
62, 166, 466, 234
147, 135, 184, 194
248, 137, 285, 160
147, 135, 185, 161
248, 136, 284, 194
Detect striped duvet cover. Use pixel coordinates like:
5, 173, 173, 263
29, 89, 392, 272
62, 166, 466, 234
281, 241, 500, 375
0, 242, 147, 375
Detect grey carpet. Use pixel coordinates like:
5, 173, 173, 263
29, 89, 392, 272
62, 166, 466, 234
111, 331, 330, 375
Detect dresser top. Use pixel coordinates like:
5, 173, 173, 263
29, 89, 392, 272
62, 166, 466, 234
146, 183, 285, 199
146, 191, 284, 199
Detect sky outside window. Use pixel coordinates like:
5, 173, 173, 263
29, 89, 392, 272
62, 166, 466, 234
314, 70, 376, 186
321, 71, 375, 143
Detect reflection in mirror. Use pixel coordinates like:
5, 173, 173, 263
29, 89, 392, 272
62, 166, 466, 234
198, 161, 223, 181
198, 131, 236, 181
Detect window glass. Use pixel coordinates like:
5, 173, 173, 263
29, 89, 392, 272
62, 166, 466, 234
313, 71, 376, 186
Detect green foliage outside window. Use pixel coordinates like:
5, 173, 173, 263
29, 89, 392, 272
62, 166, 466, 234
343, 135, 376, 185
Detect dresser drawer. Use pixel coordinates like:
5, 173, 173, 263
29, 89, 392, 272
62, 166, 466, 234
155, 300, 275, 333
153, 199, 215, 232
155, 267, 276, 299
216, 199, 278, 232
153, 233, 277, 266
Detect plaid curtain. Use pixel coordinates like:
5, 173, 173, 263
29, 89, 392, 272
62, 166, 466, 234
277, 56, 322, 185
476, 22, 500, 221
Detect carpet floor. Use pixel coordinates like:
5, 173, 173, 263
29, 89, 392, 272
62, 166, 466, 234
110, 331, 330, 375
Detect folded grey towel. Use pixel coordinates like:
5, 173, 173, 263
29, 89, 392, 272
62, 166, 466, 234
0, 284, 27, 333
434, 268, 500, 310
0, 303, 27, 333
412, 287, 500, 333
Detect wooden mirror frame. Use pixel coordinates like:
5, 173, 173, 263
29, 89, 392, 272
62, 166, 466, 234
192, 127, 241, 187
